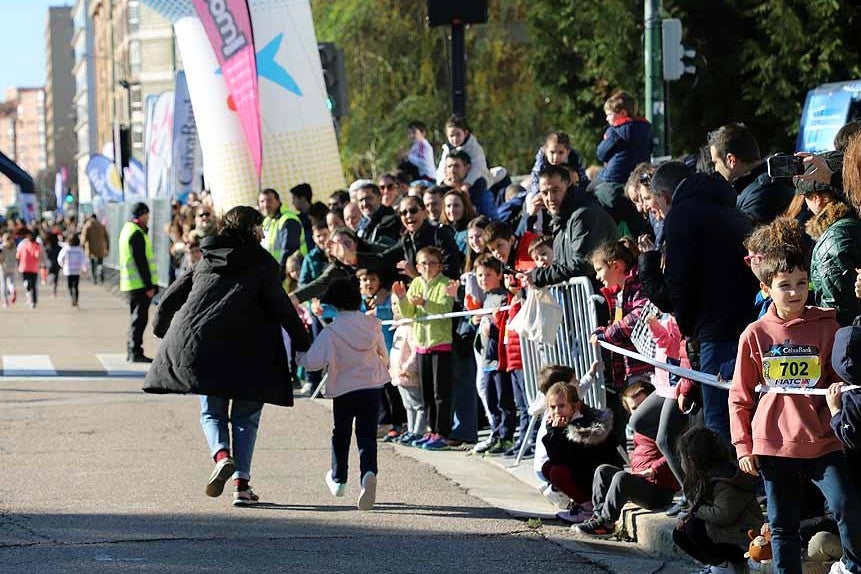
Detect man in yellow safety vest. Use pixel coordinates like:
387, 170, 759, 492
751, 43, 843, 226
257, 188, 307, 269
118, 202, 159, 363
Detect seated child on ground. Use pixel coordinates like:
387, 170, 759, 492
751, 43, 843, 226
573, 380, 680, 536
541, 375, 622, 519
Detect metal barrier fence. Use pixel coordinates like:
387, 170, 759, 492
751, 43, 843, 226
104, 200, 171, 288
520, 276, 606, 410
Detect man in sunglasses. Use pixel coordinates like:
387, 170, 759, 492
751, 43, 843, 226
355, 182, 402, 247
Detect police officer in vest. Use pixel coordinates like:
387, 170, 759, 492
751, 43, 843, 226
257, 188, 307, 268
119, 202, 158, 363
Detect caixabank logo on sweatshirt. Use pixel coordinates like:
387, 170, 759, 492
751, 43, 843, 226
762, 342, 821, 388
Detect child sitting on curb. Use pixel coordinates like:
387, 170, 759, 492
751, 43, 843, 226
574, 380, 680, 537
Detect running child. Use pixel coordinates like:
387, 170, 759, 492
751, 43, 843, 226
57, 233, 88, 307
297, 277, 390, 511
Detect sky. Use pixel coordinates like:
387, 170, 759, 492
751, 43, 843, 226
0, 0, 71, 98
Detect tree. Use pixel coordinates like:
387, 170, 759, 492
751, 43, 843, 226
311, 0, 553, 180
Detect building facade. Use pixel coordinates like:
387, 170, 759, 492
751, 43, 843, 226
72, 0, 98, 204
45, 6, 77, 201
0, 88, 47, 211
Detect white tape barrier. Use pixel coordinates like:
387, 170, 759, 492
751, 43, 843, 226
598, 340, 860, 396
598, 340, 731, 391
380, 306, 511, 328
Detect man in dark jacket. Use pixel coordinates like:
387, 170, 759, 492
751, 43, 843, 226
708, 123, 794, 225
523, 165, 618, 288
355, 182, 402, 247
656, 162, 757, 446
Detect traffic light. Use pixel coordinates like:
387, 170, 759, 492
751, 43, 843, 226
65, 192, 74, 204
662, 18, 696, 81
318, 42, 348, 119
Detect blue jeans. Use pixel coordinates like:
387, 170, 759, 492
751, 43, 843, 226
332, 388, 382, 483
698, 340, 736, 448
760, 452, 861, 574
510, 370, 536, 446
482, 370, 515, 441
450, 341, 478, 442
199, 396, 264, 480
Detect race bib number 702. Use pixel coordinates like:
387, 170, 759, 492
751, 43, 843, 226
761, 344, 821, 389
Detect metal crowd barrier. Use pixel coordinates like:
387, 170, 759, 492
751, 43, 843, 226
513, 276, 606, 465
520, 276, 607, 410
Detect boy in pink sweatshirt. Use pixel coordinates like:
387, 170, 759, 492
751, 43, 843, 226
729, 248, 861, 574
297, 277, 390, 511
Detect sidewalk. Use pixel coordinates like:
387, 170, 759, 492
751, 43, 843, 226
309, 396, 695, 574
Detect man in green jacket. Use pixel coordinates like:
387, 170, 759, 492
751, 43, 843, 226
119, 202, 158, 363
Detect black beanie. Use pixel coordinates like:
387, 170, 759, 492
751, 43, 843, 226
132, 202, 150, 218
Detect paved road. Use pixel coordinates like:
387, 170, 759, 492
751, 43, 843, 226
0, 280, 616, 574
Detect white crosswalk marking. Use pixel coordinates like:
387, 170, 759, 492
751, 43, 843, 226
96, 354, 150, 377
2, 355, 57, 377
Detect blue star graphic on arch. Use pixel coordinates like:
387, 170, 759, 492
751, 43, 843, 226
216, 33, 303, 97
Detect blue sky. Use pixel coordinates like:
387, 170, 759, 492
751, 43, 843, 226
0, 0, 71, 98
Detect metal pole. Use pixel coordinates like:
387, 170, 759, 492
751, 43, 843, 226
644, 0, 666, 157
450, 21, 466, 116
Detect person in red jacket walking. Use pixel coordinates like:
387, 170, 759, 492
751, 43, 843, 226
16, 230, 43, 308
575, 380, 680, 537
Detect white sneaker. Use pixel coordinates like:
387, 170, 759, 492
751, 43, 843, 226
358, 471, 376, 511
205, 457, 236, 497
689, 566, 714, 574
325, 470, 346, 497
543, 486, 571, 510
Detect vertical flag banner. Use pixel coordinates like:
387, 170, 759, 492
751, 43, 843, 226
17, 188, 38, 223
142, 0, 345, 212
124, 158, 147, 201
145, 91, 175, 199
191, 0, 262, 180
172, 71, 200, 204
54, 170, 65, 215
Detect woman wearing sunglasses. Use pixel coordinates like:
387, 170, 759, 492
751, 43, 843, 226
358, 195, 462, 282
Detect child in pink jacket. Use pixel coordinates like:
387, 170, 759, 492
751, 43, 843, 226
297, 277, 390, 511
16, 230, 42, 308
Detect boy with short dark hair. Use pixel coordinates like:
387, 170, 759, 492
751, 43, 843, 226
730, 248, 861, 574
470, 254, 517, 455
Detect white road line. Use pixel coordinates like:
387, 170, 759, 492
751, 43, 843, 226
2, 355, 57, 377
96, 354, 151, 377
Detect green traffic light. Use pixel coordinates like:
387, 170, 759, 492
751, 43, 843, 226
65, 194, 74, 204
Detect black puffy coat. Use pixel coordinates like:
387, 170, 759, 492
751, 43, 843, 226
663, 173, 757, 341
734, 162, 795, 225
143, 233, 310, 406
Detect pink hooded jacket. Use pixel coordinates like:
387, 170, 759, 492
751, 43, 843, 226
297, 311, 390, 398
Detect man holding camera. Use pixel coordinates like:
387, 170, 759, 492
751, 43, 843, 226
708, 123, 795, 225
